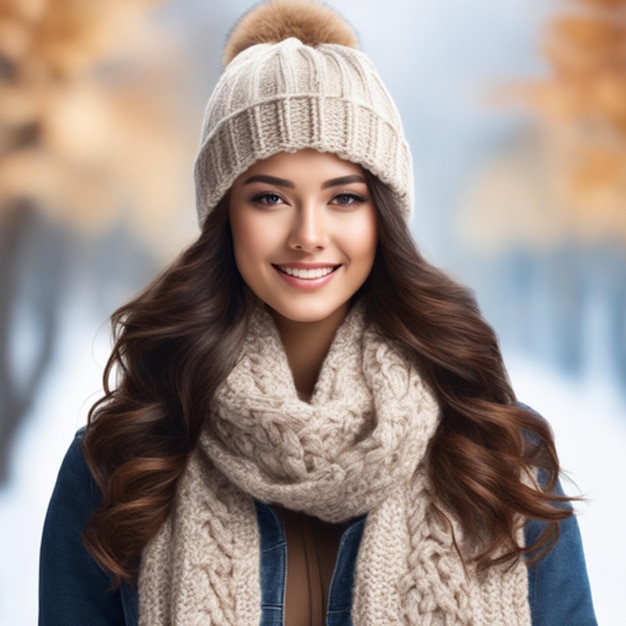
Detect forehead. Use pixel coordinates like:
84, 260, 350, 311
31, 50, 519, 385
234, 149, 366, 183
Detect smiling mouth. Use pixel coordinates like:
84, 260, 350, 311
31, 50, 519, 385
274, 265, 340, 279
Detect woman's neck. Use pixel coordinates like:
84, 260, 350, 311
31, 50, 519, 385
270, 305, 348, 396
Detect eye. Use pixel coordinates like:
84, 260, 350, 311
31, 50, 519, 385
252, 191, 285, 206
331, 191, 365, 207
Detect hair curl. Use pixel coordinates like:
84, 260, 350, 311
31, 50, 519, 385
362, 170, 572, 568
82, 174, 573, 586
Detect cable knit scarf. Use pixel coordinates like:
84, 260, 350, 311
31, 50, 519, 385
138, 304, 531, 625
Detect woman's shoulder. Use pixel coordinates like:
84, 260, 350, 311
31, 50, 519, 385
43, 428, 99, 510
61, 427, 90, 469
52, 427, 101, 504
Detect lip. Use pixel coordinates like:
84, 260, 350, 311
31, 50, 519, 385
275, 262, 339, 269
272, 263, 341, 290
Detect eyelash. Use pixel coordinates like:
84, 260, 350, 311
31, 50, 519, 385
332, 191, 365, 206
252, 191, 284, 206
251, 191, 366, 207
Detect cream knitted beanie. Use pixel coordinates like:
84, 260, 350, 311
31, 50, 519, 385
194, 0, 414, 225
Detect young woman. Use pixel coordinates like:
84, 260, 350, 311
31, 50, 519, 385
39, 1, 597, 624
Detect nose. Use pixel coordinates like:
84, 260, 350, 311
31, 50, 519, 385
287, 202, 329, 252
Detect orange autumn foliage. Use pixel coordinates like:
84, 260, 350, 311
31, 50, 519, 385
0, 0, 195, 250
484, 0, 626, 244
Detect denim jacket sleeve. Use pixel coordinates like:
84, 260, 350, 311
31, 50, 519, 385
517, 404, 597, 625
39, 430, 138, 626
525, 479, 597, 626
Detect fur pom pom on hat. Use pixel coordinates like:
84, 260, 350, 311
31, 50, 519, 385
194, 0, 413, 224
223, 0, 359, 65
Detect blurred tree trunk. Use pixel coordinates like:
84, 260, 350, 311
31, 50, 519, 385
0, 202, 68, 483
0, 0, 190, 485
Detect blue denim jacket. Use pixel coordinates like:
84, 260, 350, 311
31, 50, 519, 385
39, 432, 597, 625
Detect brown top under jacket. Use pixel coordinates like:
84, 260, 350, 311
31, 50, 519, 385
274, 506, 349, 626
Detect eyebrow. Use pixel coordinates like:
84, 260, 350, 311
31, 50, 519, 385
322, 175, 366, 189
242, 174, 366, 189
243, 175, 294, 188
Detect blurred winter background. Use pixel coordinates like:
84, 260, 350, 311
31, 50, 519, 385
1, 0, 624, 623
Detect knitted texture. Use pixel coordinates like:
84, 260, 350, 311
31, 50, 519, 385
194, 36, 413, 225
138, 304, 531, 624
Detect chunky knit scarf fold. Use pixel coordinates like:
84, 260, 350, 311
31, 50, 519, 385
138, 305, 531, 625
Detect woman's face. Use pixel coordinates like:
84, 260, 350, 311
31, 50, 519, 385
229, 149, 378, 327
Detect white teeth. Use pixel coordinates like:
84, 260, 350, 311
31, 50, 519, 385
280, 266, 335, 279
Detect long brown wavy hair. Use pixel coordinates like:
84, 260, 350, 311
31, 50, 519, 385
82, 172, 573, 586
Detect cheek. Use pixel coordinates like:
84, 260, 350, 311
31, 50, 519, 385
230, 214, 271, 267
348, 214, 378, 265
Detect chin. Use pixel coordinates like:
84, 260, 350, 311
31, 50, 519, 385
268, 302, 348, 326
